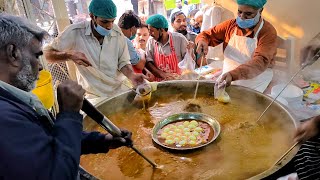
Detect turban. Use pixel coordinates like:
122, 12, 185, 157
237, 0, 267, 8
89, 0, 117, 19
146, 14, 169, 29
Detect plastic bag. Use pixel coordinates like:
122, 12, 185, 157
214, 80, 231, 103
133, 80, 158, 104
179, 50, 197, 80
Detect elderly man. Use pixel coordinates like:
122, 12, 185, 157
0, 14, 132, 179
145, 14, 189, 81
188, 9, 202, 34
196, 0, 277, 93
171, 11, 197, 42
44, 0, 144, 99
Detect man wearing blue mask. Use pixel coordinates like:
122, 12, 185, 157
195, 0, 277, 93
118, 10, 146, 74
44, 0, 145, 99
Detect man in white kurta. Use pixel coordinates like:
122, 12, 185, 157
44, 0, 144, 99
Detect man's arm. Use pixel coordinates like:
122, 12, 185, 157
145, 61, 165, 78
126, 38, 141, 66
120, 64, 135, 78
0, 105, 83, 180
43, 25, 92, 66
294, 116, 320, 143
300, 32, 320, 65
144, 39, 165, 78
195, 20, 230, 54
44, 46, 92, 67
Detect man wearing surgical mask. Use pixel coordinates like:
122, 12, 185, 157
196, 0, 277, 93
118, 10, 146, 74
44, 0, 145, 99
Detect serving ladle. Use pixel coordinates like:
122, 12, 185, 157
184, 52, 206, 112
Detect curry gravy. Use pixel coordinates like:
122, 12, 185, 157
80, 93, 295, 180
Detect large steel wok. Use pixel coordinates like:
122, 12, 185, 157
80, 81, 299, 180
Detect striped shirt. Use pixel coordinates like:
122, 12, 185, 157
293, 135, 320, 180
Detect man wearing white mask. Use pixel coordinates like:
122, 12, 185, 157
44, 0, 145, 99
196, 0, 277, 93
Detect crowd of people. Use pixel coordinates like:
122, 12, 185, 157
0, 0, 319, 179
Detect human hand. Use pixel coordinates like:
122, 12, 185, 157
129, 73, 147, 87
68, 50, 92, 66
160, 72, 179, 80
300, 35, 320, 66
218, 73, 233, 87
57, 80, 85, 112
105, 129, 133, 149
294, 116, 320, 143
196, 40, 209, 55
187, 41, 195, 50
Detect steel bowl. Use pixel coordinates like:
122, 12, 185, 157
152, 112, 221, 150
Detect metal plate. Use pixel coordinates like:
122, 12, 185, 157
152, 112, 221, 150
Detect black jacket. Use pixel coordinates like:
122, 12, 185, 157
0, 87, 108, 180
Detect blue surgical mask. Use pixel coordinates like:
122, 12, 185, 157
236, 11, 261, 29
129, 34, 136, 40
94, 24, 112, 36
129, 30, 136, 40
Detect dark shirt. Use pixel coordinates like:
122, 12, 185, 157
188, 24, 201, 34
0, 87, 108, 180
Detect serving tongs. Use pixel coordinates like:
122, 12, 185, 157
81, 99, 158, 168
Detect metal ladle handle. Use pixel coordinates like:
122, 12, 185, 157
256, 49, 320, 122
81, 99, 158, 168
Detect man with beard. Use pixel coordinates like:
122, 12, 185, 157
188, 9, 202, 34
145, 14, 190, 81
44, 0, 145, 99
0, 14, 133, 179
196, 0, 277, 93
171, 11, 197, 42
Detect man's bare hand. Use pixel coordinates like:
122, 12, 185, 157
294, 116, 320, 143
187, 41, 195, 50
196, 40, 209, 55
57, 80, 85, 112
159, 72, 179, 80
68, 50, 92, 66
218, 73, 233, 87
129, 73, 147, 87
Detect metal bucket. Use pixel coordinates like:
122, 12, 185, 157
81, 81, 299, 180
